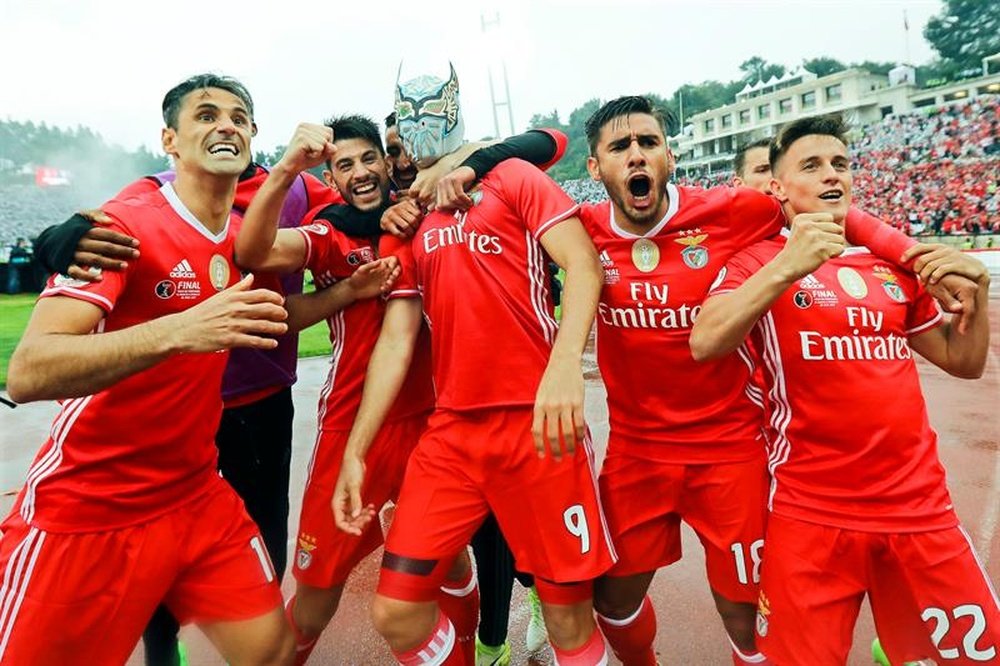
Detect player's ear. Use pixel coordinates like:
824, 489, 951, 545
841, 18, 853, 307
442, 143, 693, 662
586, 156, 602, 183
322, 169, 335, 188
770, 177, 787, 203
162, 127, 178, 158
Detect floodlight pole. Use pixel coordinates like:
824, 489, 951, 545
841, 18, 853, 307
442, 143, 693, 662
481, 11, 515, 138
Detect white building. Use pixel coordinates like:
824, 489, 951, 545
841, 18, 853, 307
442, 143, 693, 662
673, 67, 1000, 175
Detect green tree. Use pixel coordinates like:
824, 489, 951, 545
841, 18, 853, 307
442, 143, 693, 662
528, 109, 565, 131
852, 60, 898, 77
924, 0, 1000, 74
739, 56, 786, 85
802, 57, 846, 77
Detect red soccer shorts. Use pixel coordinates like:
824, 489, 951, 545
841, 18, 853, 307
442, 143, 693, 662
599, 451, 769, 604
378, 407, 616, 601
0, 478, 282, 666
293, 414, 428, 588
757, 514, 1000, 665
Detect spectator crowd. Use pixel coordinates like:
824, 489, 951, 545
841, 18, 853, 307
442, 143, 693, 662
0, 97, 997, 293
561, 97, 1000, 238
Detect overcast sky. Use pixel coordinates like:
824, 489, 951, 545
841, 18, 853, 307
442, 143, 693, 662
1, 0, 942, 155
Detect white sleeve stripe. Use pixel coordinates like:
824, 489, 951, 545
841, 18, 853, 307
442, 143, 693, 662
387, 289, 421, 299
905, 310, 943, 336
292, 227, 314, 266
532, 203, 580, 240
40, 286, 114, 312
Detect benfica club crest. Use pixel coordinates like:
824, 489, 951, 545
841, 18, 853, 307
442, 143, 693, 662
675, 232, 709, 269
756, 591, 771, 637
296, 534, 317, 570
873, 266, 906, 303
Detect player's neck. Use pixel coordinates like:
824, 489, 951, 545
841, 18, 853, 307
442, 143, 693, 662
612, 195, 670, 237
172, 171, 238, 234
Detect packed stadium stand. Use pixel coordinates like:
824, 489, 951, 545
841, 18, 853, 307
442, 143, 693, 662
561, 96, 1000, 243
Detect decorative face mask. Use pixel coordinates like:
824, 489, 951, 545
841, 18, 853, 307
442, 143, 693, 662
394, 63, 465, 163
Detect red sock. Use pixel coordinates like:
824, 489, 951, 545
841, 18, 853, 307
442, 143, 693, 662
393, 612, 465, 666
729, 637, 771, 664
551, 624, 608, 666
285, 596, 319, 666
596, 596, 657, 666
438, 569, 479, 664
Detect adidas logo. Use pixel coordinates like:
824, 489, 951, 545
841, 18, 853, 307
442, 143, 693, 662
798, 273, 825, 289
599, 250, 615, 268
169, 259, 196, 279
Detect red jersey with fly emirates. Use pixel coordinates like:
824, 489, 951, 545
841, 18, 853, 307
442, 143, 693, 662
21, 183, 240, 533
294, 207, 433, 430
579, 185, 783, 462
712, 238, 953, 532
408, 158, 578, 411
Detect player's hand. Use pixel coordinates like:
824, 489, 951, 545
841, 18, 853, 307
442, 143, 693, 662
532, 354, 586, 461
67, 209, 140, 281
434, 166, 476, 212
275, 123, 336, 174
901, 243, 990, 286
333, 453, 376, 535
166, 274, 288, 352
774, 213, 846, 280
381, 199, 423, 238
926, 273, 981, 335
345, 256, 401, 300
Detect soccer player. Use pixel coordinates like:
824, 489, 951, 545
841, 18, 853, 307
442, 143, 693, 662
0, 73, 295, 665
333, 65, 615, 666
385, 112, 419, 192
732, 138, 773, 192
31, 148, 345, 666
690, 112, 998, 666
238, 114, 569, 664
562, 96, 978, 666
236, 116, 438, 666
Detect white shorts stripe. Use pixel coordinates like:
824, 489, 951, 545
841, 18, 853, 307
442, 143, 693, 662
958, 525, 1000, 611
582, 430, 618, 563
0, 528, 45, 660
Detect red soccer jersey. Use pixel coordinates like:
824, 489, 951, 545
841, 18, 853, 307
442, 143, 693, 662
579, 185, 784, 463
295, 208, 433, 430
22, 183, 241, 533
406, 159, 578, 411
713, 238, 954, 532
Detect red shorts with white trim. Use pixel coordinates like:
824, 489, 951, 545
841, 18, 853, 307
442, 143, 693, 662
293, 414, 427, 588
757, 514, 1000, 666
0, 478, 281, 666
378, 407, 615, 601
599, 451, 768, 603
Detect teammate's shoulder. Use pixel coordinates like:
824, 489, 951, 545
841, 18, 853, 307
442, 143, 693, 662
577, 200, 610, 230
485, 157, 544, 182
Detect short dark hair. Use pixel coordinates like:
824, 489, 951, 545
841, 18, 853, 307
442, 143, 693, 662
584, 96, 671, 156
384, 112, 397, 130
770, 113, 850, 172
733, 138, 772, 176
323, 114, 384, 168
161, 73, 254, 129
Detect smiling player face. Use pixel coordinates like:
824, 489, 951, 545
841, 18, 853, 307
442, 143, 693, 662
771, 134, 852, 222
162, 87, 254, 177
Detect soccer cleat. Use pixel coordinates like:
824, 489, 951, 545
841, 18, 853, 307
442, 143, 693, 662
872, 638, 890, 666
475, 637, 511, 666
871, 638, 936, 666
525, 585, 549, 653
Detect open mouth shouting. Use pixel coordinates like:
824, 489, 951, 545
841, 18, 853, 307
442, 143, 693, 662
626, 172, 654, 209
